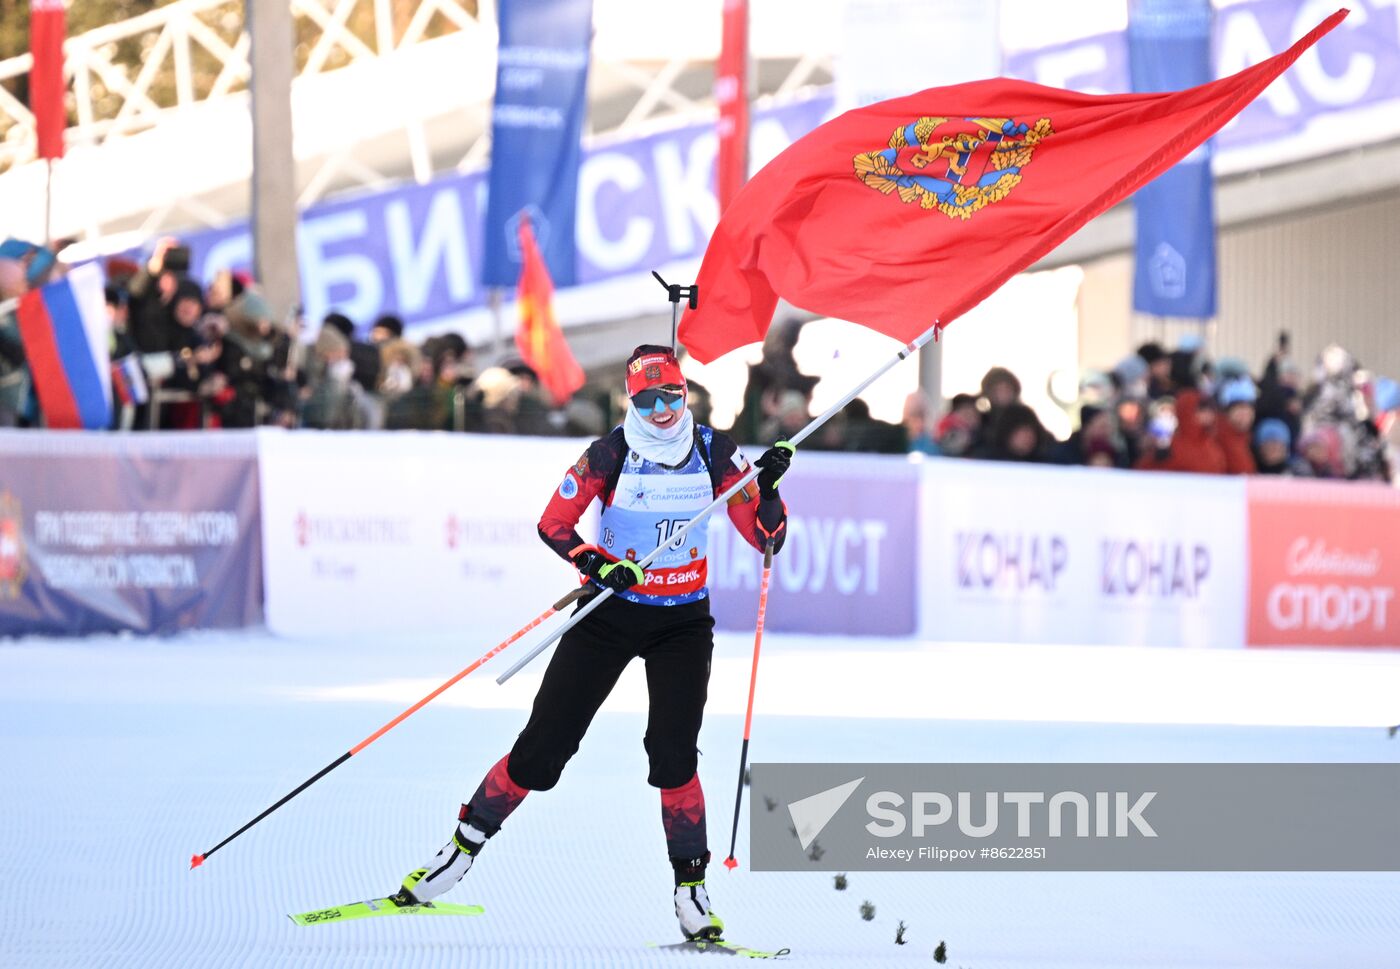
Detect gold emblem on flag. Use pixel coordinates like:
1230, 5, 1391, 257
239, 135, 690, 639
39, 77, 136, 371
853, 116, 1053, 220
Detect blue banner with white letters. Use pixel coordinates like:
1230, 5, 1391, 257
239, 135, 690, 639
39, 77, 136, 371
479, 0, 593, 288
144, 0, 1395, 337
1129, 0, 1216, 318
173, 96, 832, 334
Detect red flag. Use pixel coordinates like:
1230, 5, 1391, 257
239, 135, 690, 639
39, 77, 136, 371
679, 10, 1347, 364
715, 0, 749, 213
516, 219, 585, 407
29, 0, 67, 161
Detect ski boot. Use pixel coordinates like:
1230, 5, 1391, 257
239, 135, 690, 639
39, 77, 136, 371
393, 804, 490, 906
672, 851, 724, 941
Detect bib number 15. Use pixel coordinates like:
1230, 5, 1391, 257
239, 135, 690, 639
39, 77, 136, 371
655, 518, 692, 551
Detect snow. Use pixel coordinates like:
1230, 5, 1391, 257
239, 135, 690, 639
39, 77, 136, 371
2, 625, 1399, 968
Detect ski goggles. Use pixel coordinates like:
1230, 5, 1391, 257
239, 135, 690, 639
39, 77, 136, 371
632, 388, 686, 416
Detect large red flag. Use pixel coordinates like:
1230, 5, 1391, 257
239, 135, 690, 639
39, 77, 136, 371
516, 218, 585, 407
715, 0, 749, 213
679, 10, 1346, 364
29, 0, 67, 161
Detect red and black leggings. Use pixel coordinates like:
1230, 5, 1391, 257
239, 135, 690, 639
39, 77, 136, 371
464, 595, 714, 860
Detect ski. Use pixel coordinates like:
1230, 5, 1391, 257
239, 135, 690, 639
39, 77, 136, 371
289, 895, 484, 925
649, 939, 791, 959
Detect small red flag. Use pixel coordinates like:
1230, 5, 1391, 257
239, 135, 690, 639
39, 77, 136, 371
679, 10, 1347, 364
29, 0, 67, 161
715, 0, 749, 213
516, 219, 585, 407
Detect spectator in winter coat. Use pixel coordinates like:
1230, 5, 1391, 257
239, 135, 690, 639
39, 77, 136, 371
1135, 389, 1227, 474
323, 312, 382, 395
934, 393, 981, 456
1084, 438, 1120, 468
732, 318, 818, 445
1216, 378, 1258, 475
1052, 403, 1125, 467
971, 402, 1049, 463
1291, 426, 1345, 478
1137, 342, 1174, 400
1253, 418, 1292, 475
840, 398, 905, 453
370, 314, 405, 344
902, 391, 939, 455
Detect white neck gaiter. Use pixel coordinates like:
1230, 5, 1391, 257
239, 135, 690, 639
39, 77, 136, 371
623, 402, 695, 467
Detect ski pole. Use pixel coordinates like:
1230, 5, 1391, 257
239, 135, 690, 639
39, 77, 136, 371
189, 584, 594, 870
723, 538, 776, 870
496, 323, 939, 684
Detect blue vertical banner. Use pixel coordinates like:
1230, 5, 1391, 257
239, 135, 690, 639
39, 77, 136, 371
480, 0, 593, 288
1129, 0, 1216, 318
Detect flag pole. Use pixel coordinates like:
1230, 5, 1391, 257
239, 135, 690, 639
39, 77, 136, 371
44, 159, 54, 247
496, 319, 939, 684
651, 271, 697, 352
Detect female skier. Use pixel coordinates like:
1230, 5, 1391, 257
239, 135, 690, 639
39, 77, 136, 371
393, 344, 793, 941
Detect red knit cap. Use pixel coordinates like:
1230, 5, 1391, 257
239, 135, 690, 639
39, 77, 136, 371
624, 345, 686, 397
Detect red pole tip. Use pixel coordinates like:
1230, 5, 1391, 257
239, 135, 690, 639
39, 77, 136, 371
190, 853, 205, 869
722, 856, 738, 870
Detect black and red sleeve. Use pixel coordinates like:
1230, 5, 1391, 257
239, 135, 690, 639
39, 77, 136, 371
537, 428, 626, 562
709, 431, 788, 553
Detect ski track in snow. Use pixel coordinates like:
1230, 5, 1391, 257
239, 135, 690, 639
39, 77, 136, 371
2, 627, 1399, 968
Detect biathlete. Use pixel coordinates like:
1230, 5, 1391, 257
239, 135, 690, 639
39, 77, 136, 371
393, 344, 794, 940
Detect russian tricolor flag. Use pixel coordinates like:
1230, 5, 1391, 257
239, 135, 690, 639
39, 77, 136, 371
17, 263, 112, 430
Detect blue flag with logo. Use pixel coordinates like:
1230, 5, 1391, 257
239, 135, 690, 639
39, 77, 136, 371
481, 0, 593, 288
1129, 0, 1216, 318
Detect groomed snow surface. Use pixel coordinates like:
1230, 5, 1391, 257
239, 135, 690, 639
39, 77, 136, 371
3, 623, 1399, 969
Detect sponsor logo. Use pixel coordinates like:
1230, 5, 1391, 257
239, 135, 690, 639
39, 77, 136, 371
300, 908, 341, 923
956, 532, 1067, 593
1267, 537, 1392, 633
295, 510, 411, 547
0, 489, 26, 599
559, 473, 579, 500
1101, 540, 1210, 599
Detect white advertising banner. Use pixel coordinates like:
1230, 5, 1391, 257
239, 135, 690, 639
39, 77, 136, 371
257, 430, 587, 639
918, 461, 1248, 648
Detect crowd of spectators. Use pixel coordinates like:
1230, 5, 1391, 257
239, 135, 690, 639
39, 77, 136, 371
3, 243, 1398, 484
1, 240, 613, 437
729, 319, 1400, 484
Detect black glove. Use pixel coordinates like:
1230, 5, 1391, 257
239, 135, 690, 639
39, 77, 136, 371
755, 441, 795, 498
572, 547, 645, 592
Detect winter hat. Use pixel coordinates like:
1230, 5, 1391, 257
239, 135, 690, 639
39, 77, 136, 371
1215, 356, 1250, 382
1218, 378, 1258, 408
1112, 354, 1148, 385
1260, 417, 1288, 445
1177, 332, 1204, 353
1254, 418, 1291, 449
625, 344, 686, 397
1136, 342, 1167, 366
173, 278, 206, 310
1085, 438, 1119, 462
372, 314, 405, 338
322, 312, 355, 339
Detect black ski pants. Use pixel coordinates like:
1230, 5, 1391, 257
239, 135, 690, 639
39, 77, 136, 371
505, 593, 715, 792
